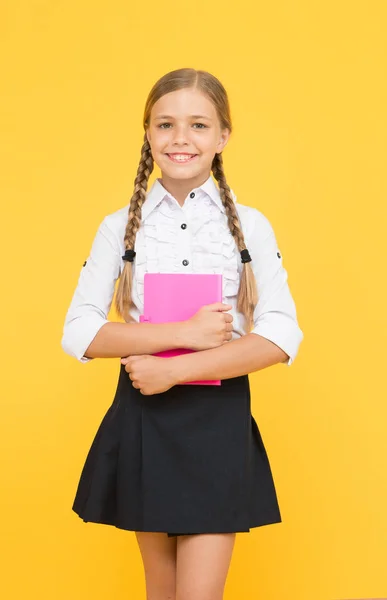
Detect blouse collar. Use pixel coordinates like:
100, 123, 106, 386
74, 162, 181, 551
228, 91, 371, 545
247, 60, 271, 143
141, 174, 237, 222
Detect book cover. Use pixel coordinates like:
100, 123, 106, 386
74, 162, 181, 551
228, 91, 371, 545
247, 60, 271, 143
139, 272, 223, 385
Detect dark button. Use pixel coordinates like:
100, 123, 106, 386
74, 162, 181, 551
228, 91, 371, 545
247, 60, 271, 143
277, 251, 281, 258
189, 192, 195, 198
182, 259, 189, 266
181, 223, 187, 229
83, 260, 87, 267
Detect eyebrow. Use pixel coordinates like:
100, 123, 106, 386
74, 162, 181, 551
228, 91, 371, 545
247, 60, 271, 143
154, 114, 212, 121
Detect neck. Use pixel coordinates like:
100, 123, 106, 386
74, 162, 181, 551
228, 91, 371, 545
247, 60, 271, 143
159, 171, 211, 206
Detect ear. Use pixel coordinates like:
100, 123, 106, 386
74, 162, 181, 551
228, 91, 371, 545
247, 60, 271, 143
216, 128, 231, 154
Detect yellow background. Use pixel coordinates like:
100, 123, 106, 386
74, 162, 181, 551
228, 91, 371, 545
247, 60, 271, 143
1, 1, 386, 599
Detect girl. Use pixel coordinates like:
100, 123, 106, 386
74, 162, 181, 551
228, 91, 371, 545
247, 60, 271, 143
62, 67, 304, 600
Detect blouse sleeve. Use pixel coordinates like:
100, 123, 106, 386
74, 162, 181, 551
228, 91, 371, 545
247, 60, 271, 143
61, 216, 122, 363
248, 209, 304, 366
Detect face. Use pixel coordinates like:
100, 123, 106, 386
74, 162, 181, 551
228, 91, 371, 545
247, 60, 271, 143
146, 88, 230, 185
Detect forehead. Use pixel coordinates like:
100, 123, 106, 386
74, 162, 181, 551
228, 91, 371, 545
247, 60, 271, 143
151, 88, 216, 120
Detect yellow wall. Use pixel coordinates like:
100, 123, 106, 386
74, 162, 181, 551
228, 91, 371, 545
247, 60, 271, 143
1, 1, 386, 598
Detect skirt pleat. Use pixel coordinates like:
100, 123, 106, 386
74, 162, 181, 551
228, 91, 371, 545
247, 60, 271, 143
72, 363, 282, 535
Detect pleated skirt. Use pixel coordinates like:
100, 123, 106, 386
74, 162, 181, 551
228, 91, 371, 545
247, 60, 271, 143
72, 363, 282, 536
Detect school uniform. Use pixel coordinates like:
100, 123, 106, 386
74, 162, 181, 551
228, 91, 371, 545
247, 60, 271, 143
62, 174, 304, 536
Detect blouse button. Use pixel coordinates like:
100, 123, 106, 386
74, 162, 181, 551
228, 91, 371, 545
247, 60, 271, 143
277, 251, 281, 258
189, 192, 195, 198
181, 223, 187, 229
182, 259, 189, 266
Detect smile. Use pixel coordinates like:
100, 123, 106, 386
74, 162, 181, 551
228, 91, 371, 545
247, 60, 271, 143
166, 154, 198, 163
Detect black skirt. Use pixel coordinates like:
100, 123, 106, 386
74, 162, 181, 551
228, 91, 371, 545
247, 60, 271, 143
72, 363, 282, 536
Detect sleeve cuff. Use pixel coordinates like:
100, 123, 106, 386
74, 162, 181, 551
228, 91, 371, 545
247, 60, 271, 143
250, 311, 304, 366
61, 315, 110, 363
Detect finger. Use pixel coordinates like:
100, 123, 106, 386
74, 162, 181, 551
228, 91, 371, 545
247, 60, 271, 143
125, 357, 141, 370
128, 355, 145, 362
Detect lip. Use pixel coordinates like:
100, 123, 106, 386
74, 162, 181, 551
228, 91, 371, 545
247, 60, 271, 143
166, 153, 198, 163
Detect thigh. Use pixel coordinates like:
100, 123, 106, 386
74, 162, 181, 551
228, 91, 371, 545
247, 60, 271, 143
135, 532, 177, 600
176, 533, 236, 600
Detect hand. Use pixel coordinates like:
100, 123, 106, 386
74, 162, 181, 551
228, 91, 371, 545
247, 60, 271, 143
184, 302, 234, 351
120, 354, 178, 395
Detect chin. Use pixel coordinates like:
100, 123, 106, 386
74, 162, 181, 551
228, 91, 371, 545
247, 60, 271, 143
159, 162, 198, 176
166, 171, 203, 182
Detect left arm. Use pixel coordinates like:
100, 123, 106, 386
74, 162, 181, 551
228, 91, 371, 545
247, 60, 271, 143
123, 208, 303, 394
172, 333, 288, 383
173, 208, 303, 383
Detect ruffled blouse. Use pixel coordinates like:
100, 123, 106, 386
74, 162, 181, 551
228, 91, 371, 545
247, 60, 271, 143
134, 192, 240, 303
61, 175, 304, 366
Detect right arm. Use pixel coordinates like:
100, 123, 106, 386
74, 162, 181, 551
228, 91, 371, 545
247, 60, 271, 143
61, 215, 192, 363
83, 320, 192, 360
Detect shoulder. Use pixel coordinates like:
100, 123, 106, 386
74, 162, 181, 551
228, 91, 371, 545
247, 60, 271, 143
103, 203, 129, 232
98, 203, 129, 251
234, 201, 275, 240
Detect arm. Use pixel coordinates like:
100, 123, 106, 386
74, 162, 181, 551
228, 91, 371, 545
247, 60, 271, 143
173, 333, 288, 383
170, 208, 304, 381
84, 320, 191, 359
61, 215, 192, 362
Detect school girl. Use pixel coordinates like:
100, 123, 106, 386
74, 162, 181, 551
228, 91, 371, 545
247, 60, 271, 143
61, 67, 304, 600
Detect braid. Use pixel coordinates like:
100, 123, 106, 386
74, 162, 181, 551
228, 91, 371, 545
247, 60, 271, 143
115, 140, 257, 330
211, 152, 258, 332
114, 133, 154, 321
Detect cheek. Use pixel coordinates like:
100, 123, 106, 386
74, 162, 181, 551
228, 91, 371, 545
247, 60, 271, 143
194, 133, 218, 152
148, 130, 166, 152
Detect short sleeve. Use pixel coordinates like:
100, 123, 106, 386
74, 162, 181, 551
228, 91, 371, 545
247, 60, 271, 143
248, 209, 304, 366
61, 216, 121, 363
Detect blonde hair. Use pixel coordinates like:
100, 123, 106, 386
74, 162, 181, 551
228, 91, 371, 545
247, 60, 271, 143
115, 68, 258, 332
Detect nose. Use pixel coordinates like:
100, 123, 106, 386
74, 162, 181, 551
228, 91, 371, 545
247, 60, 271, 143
171, 124, 191, 146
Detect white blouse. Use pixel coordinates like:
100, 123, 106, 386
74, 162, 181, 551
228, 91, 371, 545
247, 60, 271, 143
61, 174, 304, 366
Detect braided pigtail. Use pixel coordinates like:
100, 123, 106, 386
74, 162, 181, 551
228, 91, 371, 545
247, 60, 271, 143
116, 68, 256, 328
211, 152, 258, 332
114, 132, 154, 322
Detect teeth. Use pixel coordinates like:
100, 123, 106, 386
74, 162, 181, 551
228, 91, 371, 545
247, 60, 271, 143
169, 154, 195, 161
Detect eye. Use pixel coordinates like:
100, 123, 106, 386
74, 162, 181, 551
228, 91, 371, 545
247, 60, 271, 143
157, 123, 208, 129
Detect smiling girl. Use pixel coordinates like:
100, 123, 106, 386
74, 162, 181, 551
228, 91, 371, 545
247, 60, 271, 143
62, 67, 304, 600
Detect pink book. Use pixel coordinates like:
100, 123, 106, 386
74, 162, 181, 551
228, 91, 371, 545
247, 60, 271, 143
139, 272, 223, 385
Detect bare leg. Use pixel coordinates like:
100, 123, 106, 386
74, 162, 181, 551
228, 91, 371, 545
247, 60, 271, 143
175, 533, 236, 600
135, 532, 177, 600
